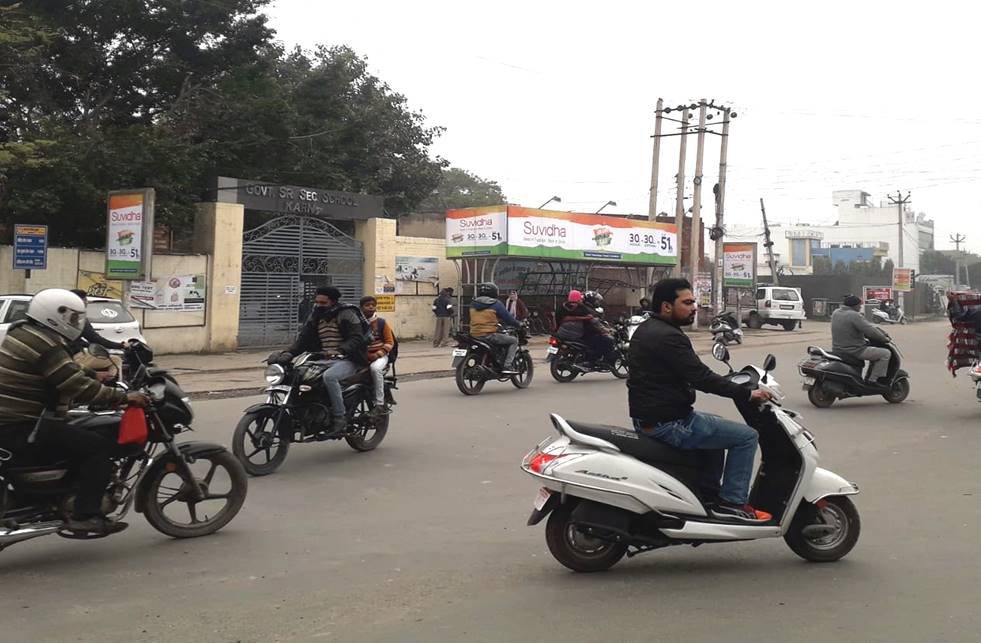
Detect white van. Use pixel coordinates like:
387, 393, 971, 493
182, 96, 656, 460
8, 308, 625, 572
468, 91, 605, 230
741, 285, 806, 330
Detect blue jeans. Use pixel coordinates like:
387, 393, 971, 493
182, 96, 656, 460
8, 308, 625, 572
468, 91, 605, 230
322, 359, 360, 418
633, 411, 758, 505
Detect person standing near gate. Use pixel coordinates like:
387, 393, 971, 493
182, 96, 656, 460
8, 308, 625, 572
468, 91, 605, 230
432, 287, 455, 348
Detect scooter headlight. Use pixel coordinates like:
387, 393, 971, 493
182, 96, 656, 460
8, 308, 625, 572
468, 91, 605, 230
264, 363, 286, 385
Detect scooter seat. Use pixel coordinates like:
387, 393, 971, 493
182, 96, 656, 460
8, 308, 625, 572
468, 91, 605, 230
807, 346, 864, 368
565, 420, 702, 469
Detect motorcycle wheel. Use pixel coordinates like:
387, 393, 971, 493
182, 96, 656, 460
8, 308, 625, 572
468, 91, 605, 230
882, 378, 910, 404
611, 354, 629, 379
455, 359, 485, 396
545, 502, 627, 573
510, 351, 534, 389
550, 358, 578, 383
784, 496, 860, 562
346, 398, 389, 452
233, 410, 291, 476
807, 385, 836, 408
142, 451, 248, 539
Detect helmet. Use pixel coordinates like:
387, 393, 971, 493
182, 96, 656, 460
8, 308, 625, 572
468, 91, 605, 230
583, 291, 604, 308
476, 283, 499, 298
567, 290, 583, 303
27, 289, 87, 341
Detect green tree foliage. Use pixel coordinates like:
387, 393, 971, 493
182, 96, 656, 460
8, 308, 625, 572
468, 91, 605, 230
416, 167, 507, 213
0, 2, 448, 245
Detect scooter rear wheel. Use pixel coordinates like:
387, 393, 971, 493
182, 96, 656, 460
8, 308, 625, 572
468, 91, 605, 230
807, 385, 836, 408
545, 502, 627, 573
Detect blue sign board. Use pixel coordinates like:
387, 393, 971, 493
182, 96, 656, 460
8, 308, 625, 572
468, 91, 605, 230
13, 224, 48, 270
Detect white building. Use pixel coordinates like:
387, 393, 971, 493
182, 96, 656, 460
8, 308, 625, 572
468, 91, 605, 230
722, 190, 934, 275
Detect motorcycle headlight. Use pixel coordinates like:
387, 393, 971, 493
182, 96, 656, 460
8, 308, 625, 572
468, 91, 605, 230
264, 363, 285, 385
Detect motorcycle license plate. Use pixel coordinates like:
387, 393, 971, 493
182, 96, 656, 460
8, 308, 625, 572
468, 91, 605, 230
802, 376, 815, 387
452, 348, 467, 357
533, 487, 553, 511
546, 346, 558, 355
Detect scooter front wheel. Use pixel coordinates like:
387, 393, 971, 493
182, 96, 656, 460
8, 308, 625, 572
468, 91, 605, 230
807, 384, 836, 408
784, 496, 860, 562
545, 502, 627, 573
882, 378, 910, 404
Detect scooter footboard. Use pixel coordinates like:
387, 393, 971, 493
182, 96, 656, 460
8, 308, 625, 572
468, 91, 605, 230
803, 467, 859, 503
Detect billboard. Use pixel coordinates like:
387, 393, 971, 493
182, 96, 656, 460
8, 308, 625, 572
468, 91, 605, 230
445, 205, 678, 265
723, 242, 757, 288
893, 267, 913, 292
106, 189, 154, 280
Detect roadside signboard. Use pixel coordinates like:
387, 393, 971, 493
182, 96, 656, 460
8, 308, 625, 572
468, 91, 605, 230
445, 206, 508, 257
893, 267, 914, 292
375, 295, 396, 312
13, 224, 48, 270
722, 242, 758, 288
863, 286, 893, 301
106, 189, 154, 280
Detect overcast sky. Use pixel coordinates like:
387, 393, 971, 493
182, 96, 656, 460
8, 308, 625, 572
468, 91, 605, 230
269, 0, 981, 252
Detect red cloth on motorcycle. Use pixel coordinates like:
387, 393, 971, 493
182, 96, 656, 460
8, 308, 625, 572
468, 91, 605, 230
947, 291, 981, 376
118, 407, 148, 445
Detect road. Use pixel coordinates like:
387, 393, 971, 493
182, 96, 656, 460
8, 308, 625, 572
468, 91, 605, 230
2, 321, 979, 642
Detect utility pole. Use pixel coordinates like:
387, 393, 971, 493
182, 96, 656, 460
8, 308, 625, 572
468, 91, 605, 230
760, 198, 779, 285
671, 108, 689, 278
689, 100, 707, 286
887, 191, 912, 268
648, 99, 663, 221
951, 233, 966, 253
713, 108, 730, 314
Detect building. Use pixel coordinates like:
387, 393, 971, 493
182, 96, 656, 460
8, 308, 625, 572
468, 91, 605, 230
722, 189, 935, 275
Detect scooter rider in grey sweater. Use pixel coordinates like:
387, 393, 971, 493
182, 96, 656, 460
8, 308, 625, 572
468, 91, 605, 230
831, 294, 892, 385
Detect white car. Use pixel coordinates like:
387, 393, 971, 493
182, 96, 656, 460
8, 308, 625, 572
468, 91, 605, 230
739, 285, 806, 331
0, 294, 146, 345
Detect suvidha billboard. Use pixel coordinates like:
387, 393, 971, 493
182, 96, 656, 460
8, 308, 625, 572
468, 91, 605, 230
445, 205, 677, 265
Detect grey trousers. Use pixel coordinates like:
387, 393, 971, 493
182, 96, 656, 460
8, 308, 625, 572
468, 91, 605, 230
858, 346, 891, 380
433, 317, 452, 347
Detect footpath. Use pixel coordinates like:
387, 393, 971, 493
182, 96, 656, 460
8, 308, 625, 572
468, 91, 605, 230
158, 322, 836, 399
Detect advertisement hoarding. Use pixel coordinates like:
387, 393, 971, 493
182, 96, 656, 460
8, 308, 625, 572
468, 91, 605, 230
722, 242, 758, 288
106, 189, 154, 280
893, 267, 913, 292
445, 205, 678, 265
863, 286, 893, 302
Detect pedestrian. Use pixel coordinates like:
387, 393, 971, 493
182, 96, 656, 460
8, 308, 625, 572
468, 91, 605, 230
506, 290, 529, 321
432, 287, 455, 347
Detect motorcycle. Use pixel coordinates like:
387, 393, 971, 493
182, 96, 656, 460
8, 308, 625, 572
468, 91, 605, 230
969, 362, 981, 402
232, 353, 394, 476
798, 339, 910, 407
451, 324, 533, 395
546, 320, 629, 382
709, 311, 743, 346
520, 344, 860, 572
872, 305, 906, 325
0, 363, 247, 550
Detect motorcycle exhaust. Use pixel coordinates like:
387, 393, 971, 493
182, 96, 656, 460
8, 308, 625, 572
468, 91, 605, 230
0, 520, 63, 549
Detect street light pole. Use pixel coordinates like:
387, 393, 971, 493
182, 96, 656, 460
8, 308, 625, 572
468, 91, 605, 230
595, 200, 617, 214
538, 196, 562, 209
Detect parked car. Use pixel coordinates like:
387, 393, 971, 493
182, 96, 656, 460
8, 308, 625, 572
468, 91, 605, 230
738, 285, 806, 331
0, 294, 146, 345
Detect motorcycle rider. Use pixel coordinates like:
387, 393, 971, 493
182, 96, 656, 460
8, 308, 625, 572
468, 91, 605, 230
280, 286, 370, 433
832, 294, 892, 385
628, 278, 774, 523
68, 288, 128, 378
555, 290, 617, 368
0, 289, 149, 535
469, 283, 521, 374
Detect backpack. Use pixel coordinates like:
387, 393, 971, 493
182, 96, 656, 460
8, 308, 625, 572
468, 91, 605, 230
376, 317, 399, 364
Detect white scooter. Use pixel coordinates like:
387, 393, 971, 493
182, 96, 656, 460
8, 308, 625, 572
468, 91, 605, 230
872, 305, 906, 325
521, 344, 861, 572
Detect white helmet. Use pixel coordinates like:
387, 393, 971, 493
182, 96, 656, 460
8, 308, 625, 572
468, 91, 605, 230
26, 289, 87, 341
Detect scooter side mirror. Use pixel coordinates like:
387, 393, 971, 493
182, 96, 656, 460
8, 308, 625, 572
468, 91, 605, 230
712, 342, 730, 364
763, 354, 777, 372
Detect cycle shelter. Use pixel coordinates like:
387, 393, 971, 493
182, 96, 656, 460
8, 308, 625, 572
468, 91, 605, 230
445, 205, 679, 326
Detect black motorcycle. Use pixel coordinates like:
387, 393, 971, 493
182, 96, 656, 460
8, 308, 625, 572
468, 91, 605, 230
232, 353, 395, 476
798, 339, 910, 407
709, 311, 743, 346
546, 320, 629, 382
451, 324, 533, 395
0, 363, 247, 551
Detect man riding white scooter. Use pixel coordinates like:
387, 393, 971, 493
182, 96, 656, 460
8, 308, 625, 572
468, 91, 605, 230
832, 294, 892, 387
628, 278, 775, 523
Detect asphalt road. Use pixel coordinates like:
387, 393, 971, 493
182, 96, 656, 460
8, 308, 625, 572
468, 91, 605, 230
2, 320, 979, 643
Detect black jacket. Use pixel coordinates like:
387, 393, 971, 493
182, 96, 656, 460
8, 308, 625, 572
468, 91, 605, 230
432, 294, 454, 318
287, 304, 370, 366
627, 316, 751, 424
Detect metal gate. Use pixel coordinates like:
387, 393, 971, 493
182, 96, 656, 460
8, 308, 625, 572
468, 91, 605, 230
239, 215, 363, 346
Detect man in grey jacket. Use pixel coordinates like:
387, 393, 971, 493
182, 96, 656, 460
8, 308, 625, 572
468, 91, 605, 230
831, 294, 892, 383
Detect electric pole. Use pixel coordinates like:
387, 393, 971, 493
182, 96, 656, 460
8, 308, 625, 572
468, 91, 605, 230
713, 107, 730, 315
887, 191, 912, 268
648, 98, 663, 221
760, 198, 779, 285
951, 233, 966, 253
671, 107, 689, 278
689, 100, 707, 286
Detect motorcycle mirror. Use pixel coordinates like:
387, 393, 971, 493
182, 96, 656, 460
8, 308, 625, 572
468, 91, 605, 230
763, 354, 777, 372
595, 307, 604, 315
711, 342, 730, 364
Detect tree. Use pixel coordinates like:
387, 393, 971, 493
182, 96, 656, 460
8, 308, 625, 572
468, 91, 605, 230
415, 167, 507, 213
0, 4, 448, 245
920, 250, 956, 275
